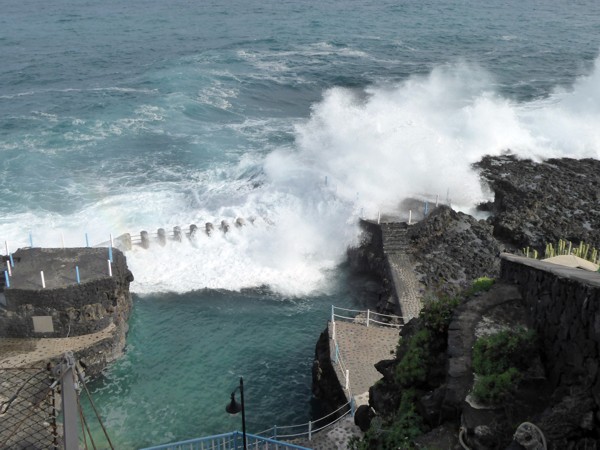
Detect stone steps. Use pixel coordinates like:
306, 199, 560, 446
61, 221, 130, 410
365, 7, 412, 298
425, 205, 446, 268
380, 222, 410, 255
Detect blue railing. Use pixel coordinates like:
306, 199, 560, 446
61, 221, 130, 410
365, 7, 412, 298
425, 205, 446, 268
140, 431, 312, 450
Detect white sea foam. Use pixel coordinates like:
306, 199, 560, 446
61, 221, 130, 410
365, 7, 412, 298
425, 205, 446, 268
289, 58, 600, 213
3, 58, 600, 296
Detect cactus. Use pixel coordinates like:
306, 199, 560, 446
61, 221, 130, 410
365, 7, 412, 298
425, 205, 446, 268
527, 239, 599, 266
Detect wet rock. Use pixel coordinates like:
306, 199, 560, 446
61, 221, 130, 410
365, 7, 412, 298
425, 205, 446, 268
475, 154, 600, 249
408, 205, 501, 296
354, 404, 375, 432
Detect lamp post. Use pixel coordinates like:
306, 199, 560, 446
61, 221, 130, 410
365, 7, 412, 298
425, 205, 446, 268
225, 377, 247, 450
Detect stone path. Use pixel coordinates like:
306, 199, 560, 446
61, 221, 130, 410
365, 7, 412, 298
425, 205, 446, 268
329, 320, 400, 406
291, 320, 400, 450
380, 222, 424, 321
0, 323, 115, 368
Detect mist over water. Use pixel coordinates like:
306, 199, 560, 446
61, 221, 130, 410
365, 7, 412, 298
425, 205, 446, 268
2, 0, 600, 446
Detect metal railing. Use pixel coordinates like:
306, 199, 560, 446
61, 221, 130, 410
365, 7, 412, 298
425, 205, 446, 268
331, 305, 403, 329
255, 399, 353, 442
359, 192, 448, 225
329, 305, 403, 406
140, 431, 312, 450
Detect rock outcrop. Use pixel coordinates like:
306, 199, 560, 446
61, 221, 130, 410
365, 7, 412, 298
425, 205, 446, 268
475, 154, 600, 249
408, 205, 501, 296
347, 155, 600, 449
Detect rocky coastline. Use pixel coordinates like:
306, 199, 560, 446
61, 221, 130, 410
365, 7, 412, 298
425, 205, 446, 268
320, 154, 600, 449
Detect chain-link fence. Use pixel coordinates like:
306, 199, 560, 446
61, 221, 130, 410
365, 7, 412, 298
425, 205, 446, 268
0, 365, 61, 449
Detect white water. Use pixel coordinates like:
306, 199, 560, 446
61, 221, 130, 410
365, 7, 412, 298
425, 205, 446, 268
3, 58, 600, 296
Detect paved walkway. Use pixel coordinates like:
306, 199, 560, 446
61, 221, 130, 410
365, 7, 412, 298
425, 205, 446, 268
387, 253, 423, 321
329, 320, 400, 405
0, 323, 115, 368
291, 320, 400, 450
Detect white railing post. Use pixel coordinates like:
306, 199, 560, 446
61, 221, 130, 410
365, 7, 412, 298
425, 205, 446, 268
408, 210, 412, 225
377, 210, 381, 224
107, 260, 112, 276
331, 305, 334, 324
6, 260, 11, 277
366, 310, 370, 327
435, 194, 439, 207
308, 420, 312, 441
40, 270, 46, 288
345, 370, 349, 390
332, 321, 336, 341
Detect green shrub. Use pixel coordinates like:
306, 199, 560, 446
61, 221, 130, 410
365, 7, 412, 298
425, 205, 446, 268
350, 390, 425, 450
419, 295, 460, 334
466, 277, 495, 296
473, 368, 522, 404
395, 329, 431, 386
385, 390, 425, 449
472, 328, 537, 375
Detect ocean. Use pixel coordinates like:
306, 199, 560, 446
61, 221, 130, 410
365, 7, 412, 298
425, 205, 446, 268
1, 0, 600, 447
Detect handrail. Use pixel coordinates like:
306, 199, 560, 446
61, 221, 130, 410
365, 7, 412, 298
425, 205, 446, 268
141, 431, 312, 450
332, 306, 364, 313
332, 313, 356, 321
331, 305, 403, 328
255, 399, 352, 440
311, 408, 352, 434
257, 399, 352, 436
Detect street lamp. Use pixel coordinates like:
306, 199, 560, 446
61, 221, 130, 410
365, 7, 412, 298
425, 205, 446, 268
225, 377, 247, 450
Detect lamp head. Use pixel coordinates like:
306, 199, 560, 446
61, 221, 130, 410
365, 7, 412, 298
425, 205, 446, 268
226, 392, 242, 415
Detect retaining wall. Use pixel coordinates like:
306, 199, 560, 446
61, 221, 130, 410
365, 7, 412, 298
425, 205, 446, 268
500, 253, 600, 403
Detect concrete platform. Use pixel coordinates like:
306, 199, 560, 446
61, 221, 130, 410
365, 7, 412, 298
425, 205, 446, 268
329, 320, 400, 405
6, 247, 113, 291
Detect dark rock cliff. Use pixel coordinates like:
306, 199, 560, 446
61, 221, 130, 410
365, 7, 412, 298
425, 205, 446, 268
346, 155, 600, 449
475, 154, 600, 249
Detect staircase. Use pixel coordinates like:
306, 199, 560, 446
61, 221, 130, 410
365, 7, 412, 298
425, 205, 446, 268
380, 222, 410, 254
379, 221, 423, 321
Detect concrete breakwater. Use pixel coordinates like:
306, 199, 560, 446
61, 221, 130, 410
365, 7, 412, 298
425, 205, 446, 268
108, 217, 251, 251
0, 247, 134, 376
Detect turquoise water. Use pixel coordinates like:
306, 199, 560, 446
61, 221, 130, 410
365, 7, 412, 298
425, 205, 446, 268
2, 0, 600, 447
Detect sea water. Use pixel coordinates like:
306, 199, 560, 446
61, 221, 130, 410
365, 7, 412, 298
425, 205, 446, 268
2, 0, 600, 447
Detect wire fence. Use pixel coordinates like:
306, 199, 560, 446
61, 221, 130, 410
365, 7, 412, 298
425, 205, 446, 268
0, 366, 60, 450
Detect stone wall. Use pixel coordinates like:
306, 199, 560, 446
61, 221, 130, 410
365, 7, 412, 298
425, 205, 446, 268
0, 248, 133, 339
500, 253, 600, 404
312, 327, 349, 418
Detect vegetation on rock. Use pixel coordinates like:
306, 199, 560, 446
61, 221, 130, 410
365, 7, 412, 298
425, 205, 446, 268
522, 238, 599, 264
465, 276, 495, 296
353, 292, 462, 449
471, 328, 537, 405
